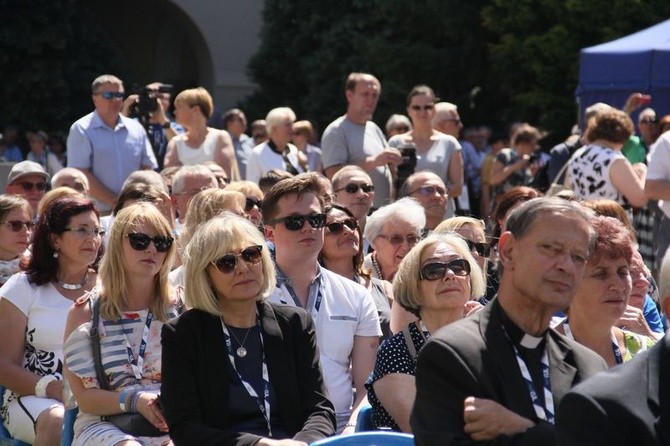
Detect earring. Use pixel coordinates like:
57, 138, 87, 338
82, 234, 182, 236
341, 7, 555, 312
53, 251, 59, 259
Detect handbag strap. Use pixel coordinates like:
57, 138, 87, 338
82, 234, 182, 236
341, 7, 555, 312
89, 296, 111, 391
402, 324, 418, 360
550, 161, 571, 188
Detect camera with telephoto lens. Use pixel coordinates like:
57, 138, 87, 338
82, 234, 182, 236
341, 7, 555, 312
395, 143, 417, 198
137, 84, 173, 118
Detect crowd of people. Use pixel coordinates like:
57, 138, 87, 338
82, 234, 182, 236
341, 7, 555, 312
0, 71, 670, 446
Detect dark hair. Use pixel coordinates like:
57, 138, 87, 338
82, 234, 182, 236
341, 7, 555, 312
320, 204, 364, 274
491, 186, 543, 241
511, 123, 543, 146
258, 169, 294, 195
222, 108, 245, 129
261, 176, 324, 224
585, 109, 634, 145
406, 85, 438, 106
26, 198, 103, 285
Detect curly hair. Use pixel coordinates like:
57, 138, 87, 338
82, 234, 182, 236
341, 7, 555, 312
585, 109, 634, 144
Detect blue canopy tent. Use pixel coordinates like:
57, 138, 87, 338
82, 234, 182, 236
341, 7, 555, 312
576, 19, 670, 126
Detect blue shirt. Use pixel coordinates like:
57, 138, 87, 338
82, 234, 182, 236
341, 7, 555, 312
66, 110, 157, 195
643, 294, 664, 334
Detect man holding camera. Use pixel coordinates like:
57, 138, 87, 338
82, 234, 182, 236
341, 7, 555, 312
121, 81, 183, 170
322, 72, 401, 208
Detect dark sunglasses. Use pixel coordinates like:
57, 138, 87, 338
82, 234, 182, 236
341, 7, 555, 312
420, 259, 471, 280
268, 213, 326, 231
96, 91, 125, 100
2, 220, 35, 232
245, 197, 262, 212
325, 218, 358, 235
465, 239, 490, 257
127, 232, 174, 253
410, 104, 435, 111
19, 181, 47, 192
410, 185, 446, 197
212, 245, 263, 274
336, 183, 374, 194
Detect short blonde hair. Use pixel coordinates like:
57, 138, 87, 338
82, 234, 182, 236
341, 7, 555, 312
435, 216, 486, 235
265, 107, 296, 134
174, 87, 214, 118
180, 189, 246, 251
225, 180, 264, 199
99, 203, 175, 322
183, 214, 275, 316
37, 187, 83, 216
393, 233, 485, 317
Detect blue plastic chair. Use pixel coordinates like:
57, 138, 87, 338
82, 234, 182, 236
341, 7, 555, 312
0, 386, 31, 446
60, 407, 77, 446
354, 405, 374, 432
310, 432, 414, 446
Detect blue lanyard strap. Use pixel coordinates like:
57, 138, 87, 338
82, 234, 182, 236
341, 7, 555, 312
501, 325, 555, 424
122, 312, 153, 380
563, 322, 623, 365
221, 317, 272, 437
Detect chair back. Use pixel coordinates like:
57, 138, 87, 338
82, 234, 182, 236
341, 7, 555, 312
354, 405, 374, 432
309, 431, 414, 446
60, 407, 78, 446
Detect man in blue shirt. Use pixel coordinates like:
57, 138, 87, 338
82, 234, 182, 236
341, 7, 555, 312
66, 74, 157, 213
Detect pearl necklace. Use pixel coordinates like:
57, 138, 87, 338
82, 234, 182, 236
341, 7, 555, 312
57, 271, 88, 290
370, 254, 383, 280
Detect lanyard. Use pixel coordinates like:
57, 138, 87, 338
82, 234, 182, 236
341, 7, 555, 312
221, 318, 272, 437
122, 312, 153, 380
276, 274, 324, 315
502, 325, 555, 424
563, 323, 623, 365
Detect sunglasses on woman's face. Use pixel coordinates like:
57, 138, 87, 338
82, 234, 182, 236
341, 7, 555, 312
325, 217, 358, 235
268, 213, 326, 231
2, 220, 34, 232
465, 239, 490, 257
420, 259, 471, 281
212, 245, 263, 274
245, 198, 262, 212
127, 233, 174, 253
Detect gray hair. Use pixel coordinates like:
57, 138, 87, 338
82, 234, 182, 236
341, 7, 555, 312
434, 102, 458, 115
364, 197, 426, 242
398, 170, 445, 198
122, 170, 168, 194
385, 114, 413, 133
171, 165, 217, 195
51, 167, 89, 190
265, 107, 296, 134
91, 74, 123, 93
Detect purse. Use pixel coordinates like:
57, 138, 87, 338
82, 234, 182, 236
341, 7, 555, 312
546, 160, 573, 197
90, 297, 164, 437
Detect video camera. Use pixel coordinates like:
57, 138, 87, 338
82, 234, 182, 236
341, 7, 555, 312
129, 84, 174, 122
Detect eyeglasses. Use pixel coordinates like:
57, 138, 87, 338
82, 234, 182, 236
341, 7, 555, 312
268, 213, 326, 231
410, 185, 446, 197
640, 118, 658, 124
95, 91, 125, 100
410, 104, 435, 111
465, 239, 490, 257
212, 245, 264, 274
377, 233, 421, 246
62, 226, 105, 238
127, 232, 174, 252
216, 176, 229, 187
325, 218, 358, 235
336, 183, 374, 194
420, 259, 471, 280
245, 197, 263, 212
2, 220, 34, 232
18, 181, 47, 192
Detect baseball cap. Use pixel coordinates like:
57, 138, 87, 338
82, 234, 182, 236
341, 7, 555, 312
7, 160, 49, 185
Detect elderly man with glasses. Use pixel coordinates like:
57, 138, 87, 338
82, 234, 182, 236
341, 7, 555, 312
66, 74, 157, 214
5, 161, 49, 215
399, 171, 450, 232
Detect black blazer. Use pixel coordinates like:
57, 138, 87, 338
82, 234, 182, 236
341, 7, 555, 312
161, 301, 336, 446
411, 298, 607, 446
557, 332, 670, 446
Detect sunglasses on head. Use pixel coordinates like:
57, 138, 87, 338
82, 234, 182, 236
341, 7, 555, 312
19, 181, 47, 192
325, 217, 358, 235
336, 183, 374, 194
465, 239, 490, 257
127, 232, 174, 253
212, 245, 263, 274
410, 104, 435, 111
2, 220, 34, 232
420, 259, 471, 280
268, 213, 326, 231
245, 197, 262, 212
96, 91, 125, 100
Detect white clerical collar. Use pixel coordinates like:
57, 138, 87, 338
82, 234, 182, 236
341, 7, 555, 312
519, 333, 544, 349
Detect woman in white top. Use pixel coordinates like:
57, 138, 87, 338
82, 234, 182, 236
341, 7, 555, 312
164, 87, 240, 181
0, 198, 103, 445
388, 85, 463, 216
246, 107, 307, 184
566, 109, 647, 211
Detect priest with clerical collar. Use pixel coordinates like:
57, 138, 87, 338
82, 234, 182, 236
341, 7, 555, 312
411, 196, 608, 445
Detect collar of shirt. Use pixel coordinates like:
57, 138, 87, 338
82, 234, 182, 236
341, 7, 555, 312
92, 110, 126, 131
275, 263, 325, 310
497, 301, 545, 350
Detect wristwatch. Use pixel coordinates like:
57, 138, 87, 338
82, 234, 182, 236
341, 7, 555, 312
161, 122, 171, 129
35, 375, 58, 398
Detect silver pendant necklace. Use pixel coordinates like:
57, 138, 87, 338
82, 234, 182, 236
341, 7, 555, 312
229, 326, 253, 358
57, 271, 88, 290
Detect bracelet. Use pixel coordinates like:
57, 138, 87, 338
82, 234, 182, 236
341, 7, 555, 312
344, 422, 357, 428
119, 389, 130, 412
34, 375, 58, 398
129, 391, 144, 413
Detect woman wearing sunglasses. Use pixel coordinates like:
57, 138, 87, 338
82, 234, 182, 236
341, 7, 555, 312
320, 204, 394, 339
365, 233, 485, 432
0, 197, 103, 445
225, 181, 265, 228
63, 203, 177, 446
0, 195, 32, 286
388, 85, 464, 217
161, 214, 335, 446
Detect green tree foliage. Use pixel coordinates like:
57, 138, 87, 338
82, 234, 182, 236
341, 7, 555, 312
244, 0, 670, 142
0, 0, 125, 134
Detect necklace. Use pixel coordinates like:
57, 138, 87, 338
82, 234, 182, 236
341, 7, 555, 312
57, 271, 88, 290
228, 325, 253, 358
370, 254, 383, 280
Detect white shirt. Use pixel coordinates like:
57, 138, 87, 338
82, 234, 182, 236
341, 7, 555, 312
647, 132, 670, 218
